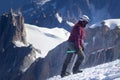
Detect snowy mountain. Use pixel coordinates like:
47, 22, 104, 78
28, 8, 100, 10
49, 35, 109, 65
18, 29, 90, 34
0, 11, 70, 80
0, 0, 120, 30
0, 10, 120, 80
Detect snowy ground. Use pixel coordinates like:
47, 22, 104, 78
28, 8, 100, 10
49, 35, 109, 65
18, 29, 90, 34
48, 59, 120, 80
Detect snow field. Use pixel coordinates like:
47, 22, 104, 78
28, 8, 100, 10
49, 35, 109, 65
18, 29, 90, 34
48, 59, 120, 80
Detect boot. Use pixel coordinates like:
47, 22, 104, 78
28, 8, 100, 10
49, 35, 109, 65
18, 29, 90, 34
61, 72, 70, 77
73, 69, 83, 74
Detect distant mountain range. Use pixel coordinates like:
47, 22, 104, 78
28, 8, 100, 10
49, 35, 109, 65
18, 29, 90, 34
0, 0, 120, 29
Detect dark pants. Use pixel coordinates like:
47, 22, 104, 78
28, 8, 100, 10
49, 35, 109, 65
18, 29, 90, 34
61, 50, 84, 76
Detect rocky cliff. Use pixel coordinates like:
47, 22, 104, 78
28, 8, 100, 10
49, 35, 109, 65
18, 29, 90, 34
85, 20, 120, 53
0, 9, 40, 80
83, 20, 120, 67
0, 9, 27, 53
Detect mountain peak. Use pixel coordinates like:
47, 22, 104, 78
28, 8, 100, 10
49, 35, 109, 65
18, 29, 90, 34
0, 9, 27, 53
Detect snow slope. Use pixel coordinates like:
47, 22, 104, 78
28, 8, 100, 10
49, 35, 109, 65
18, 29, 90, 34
25, 24, 69, 58
48, 59, 120, 80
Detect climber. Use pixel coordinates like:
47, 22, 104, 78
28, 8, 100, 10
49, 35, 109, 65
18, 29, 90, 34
61, 15, 89, 77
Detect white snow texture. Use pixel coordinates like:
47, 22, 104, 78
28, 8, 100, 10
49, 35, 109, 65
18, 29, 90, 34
48, 59, 120, 80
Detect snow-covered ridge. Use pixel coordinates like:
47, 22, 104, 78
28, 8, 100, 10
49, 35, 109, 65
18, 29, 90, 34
48, 59, 120, 80
104, 19, 120, 29
90, 19, 120, 29
25, 24, 69, 57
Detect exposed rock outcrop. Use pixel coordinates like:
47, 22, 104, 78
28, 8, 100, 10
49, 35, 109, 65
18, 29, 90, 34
0, 9, 41, 80
0, 9, 27, 53
85, 22, 120, 54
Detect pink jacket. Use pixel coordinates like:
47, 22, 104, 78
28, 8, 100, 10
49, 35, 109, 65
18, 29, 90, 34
68, 21, 86, 49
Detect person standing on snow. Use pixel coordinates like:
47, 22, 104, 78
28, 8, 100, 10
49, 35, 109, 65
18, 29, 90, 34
61, 15, 89, 77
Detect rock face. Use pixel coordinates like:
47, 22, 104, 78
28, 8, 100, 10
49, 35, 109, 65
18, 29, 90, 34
82, 20, 120, 67
21, 41, 69, 80
85, 21, 120, 54
0, 9, 40, 80
0, 9, 27, 53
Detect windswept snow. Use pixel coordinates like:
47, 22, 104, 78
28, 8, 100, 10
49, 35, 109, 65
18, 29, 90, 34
55, 13, 63, 23
90, 22, 102, 28
48, 59, 120, 80
90, 19, 120, 29
25, 24, 69, 58
66, 21, 75, 27
104, 19, 120, 29
35, 0, 51, 5
14, 41, 28, 47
